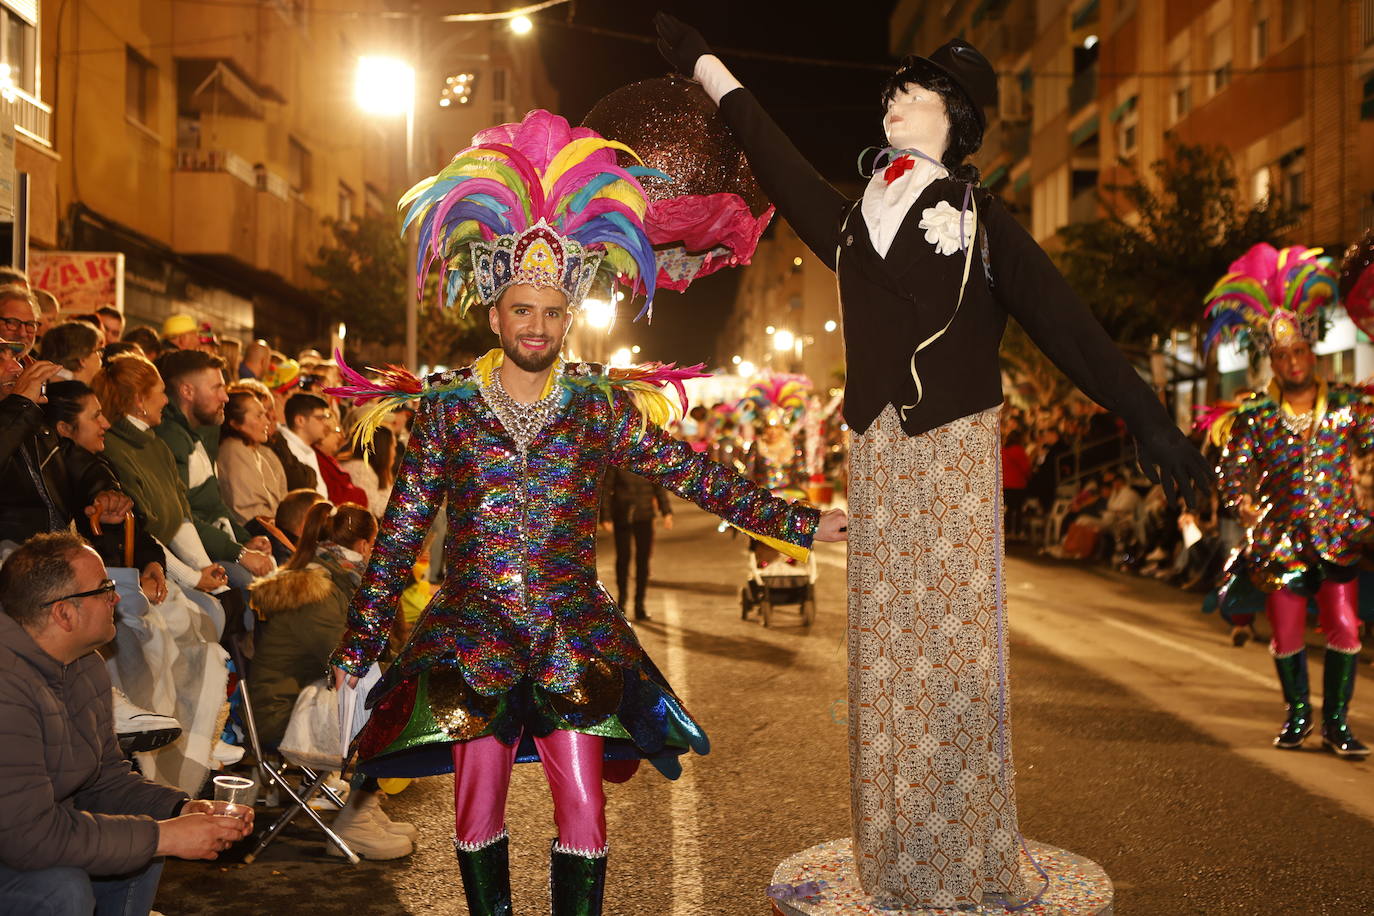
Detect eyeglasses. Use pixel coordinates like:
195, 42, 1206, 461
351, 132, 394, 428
41, 578, 118, 606
0, 316, 38, 333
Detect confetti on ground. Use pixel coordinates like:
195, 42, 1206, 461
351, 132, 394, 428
769, 838, 1113, 915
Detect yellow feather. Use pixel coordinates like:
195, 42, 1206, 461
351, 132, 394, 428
348, 398, 405, 458
542, 139, 643, 194
590, 180, 649, 219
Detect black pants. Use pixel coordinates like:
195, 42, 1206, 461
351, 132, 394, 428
613, 518, 655, 611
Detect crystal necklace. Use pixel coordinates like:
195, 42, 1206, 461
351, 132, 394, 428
482, 361, 564, 453
1279, 398, 1314, 438
1279, 409, 1313, 437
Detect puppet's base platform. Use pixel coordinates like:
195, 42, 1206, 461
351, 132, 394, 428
768, 838, 1113, 915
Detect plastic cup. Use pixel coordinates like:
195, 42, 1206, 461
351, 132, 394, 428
212, 774, 255, 820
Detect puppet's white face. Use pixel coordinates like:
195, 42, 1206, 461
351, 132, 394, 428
884, 83, 949, 162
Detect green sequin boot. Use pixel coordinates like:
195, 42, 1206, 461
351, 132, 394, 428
1321, 648, 1371, 758
454, 832, 513, 916
549, 839, 607, 916
1272, 651, 1314, 749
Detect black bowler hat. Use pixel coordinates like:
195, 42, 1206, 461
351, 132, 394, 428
910, 38, 999, 129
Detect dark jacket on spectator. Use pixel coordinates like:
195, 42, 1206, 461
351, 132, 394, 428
155, 401, 248, 562
266, 431, 320, 493
59, 438, 165, 572
0, 613, 187, 874
247, 550, 356, 747
0, 393, 70, 543
601, 466, 673, 524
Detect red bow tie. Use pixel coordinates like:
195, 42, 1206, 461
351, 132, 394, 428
883, 155, 915, 183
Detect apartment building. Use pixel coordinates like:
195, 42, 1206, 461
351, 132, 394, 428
715, 218, 847, 393
891, 0, 1373, 249
15, 0, 553, 348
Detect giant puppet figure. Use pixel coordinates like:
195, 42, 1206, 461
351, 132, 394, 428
655, 14, 1211, 911
1206, 243, 1370, 760
326, 110, 847, 915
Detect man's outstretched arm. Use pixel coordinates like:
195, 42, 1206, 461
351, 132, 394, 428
606, 391, 845, 558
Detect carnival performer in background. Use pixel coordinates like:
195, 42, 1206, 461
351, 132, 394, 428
1205, 243, 1369, 758
326, 110, 847, 915
655, 14, 1211, 910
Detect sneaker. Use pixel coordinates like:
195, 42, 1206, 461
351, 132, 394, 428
309, 772, 350, 811
327, 802, 413, 860
212, 740, 246, 767
354, 791, 419, 842
112, 687, 181, 754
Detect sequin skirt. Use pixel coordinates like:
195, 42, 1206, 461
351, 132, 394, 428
351, 652, 709, 779
846, 405, 1028, 909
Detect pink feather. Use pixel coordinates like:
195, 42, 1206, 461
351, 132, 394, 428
1227, 244, 1281, 303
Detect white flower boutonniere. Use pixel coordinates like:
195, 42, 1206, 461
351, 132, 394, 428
919, 200, 974, 257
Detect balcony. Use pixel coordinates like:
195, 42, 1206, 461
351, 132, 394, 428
1069, 64, 1099, 114
1069, 188, 1099, 224
173, 147, 302, 282
2, 88, 52, 147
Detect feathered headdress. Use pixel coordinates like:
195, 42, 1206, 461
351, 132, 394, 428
1203, 244, 1339, 354
740, 373, 812, 424
399, 109, 667, 318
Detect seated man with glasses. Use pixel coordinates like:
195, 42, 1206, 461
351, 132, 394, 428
0, 531, 253, 916
0, 284, 41, 361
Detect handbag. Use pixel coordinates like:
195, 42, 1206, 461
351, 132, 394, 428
278, 679, 344, 771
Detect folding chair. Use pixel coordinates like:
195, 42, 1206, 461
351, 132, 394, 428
225, 635, 360, 865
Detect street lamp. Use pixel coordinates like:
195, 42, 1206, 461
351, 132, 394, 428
610, 347, 633, 367
356, 55, 419, 368
355, 56, 415, 116
738, 360, 757, 378
581, 297, 615, 330
510, 15, 533, 34
773, 328, 795, 352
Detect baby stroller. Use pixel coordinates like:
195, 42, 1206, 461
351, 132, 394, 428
741, 539, 818, 627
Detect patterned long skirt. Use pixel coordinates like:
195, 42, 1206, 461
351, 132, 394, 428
846, 405, 1028, 909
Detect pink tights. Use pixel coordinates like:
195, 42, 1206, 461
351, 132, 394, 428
1266, 579, 1363, 656
451, 731, 607, 851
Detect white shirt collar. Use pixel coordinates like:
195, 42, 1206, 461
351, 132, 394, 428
860, 154, 948, 258
127, 415, 151, 433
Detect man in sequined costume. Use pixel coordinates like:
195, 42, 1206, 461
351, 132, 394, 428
1208, 244, 1370, 758
327, 110, 847, 915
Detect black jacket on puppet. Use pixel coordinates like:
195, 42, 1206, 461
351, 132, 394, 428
715, 88, 1176, 442
0, 394, 70, 543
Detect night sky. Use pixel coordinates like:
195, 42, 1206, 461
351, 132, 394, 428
532, 0, 898, 364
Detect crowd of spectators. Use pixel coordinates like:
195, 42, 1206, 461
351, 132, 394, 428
0, 268, 419, 904
1000, 399, 1245, 637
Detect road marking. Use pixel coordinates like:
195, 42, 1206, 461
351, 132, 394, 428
659, 590, 705, 916
1098, 618, 1275, 689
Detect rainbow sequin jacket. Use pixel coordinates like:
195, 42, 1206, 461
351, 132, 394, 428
329, 355, 821, 692
1218, 380, 1374, 591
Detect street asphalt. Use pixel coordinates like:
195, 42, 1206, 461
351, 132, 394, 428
158, 500, 1374, 915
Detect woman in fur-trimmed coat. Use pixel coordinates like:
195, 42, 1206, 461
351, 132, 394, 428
247, 500, 418, 860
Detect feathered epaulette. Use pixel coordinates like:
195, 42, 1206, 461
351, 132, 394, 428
560, 360, 710, 434
327, 348, 711, 448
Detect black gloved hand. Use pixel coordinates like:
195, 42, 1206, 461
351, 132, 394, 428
654, 11, 713, 76
1135, 429, 1216, 509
